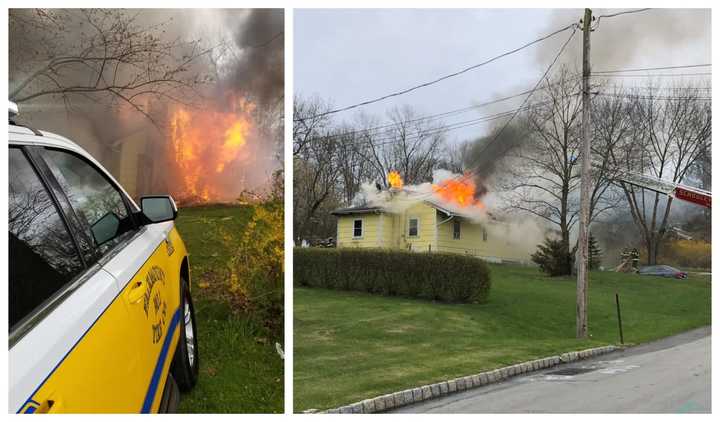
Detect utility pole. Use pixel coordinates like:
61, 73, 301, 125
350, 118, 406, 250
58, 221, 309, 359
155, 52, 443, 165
577, 8, 593, 339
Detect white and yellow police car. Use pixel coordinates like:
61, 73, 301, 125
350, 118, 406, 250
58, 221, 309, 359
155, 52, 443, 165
9, 102, 199, 413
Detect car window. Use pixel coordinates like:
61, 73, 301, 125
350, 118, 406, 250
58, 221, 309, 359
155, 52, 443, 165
9, 148, 85, 330
43, 149, 136, 256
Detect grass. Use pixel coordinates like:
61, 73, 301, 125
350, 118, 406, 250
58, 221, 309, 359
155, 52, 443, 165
293, 263, 711, 411
174, 204, 283, 413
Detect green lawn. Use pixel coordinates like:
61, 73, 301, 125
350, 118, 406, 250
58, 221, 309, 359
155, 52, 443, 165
174, 204, 283, 413
293, 264, 711, 411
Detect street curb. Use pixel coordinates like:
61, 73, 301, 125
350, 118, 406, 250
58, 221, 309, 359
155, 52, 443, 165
310, 344, 620, 414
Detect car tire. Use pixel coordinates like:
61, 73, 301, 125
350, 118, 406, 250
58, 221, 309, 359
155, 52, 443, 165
159, 373, 180, 413
171, 278, 199, 392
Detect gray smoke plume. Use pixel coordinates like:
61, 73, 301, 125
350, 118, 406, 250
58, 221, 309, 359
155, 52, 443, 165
536, 8, 711, 72
462, 8, 710, 202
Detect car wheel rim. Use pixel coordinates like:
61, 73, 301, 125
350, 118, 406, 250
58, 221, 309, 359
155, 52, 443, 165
184, 299, 195, 368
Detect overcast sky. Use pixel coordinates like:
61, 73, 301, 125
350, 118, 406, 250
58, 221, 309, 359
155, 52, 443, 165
295, 8, 711, 144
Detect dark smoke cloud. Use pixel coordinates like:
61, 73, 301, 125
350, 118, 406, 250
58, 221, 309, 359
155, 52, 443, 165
222, 8, 284, 107
464, 121, 528, 196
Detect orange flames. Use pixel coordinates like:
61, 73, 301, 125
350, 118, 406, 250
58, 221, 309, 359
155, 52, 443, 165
168, 97, 255, 203
432, 175, 484, 209
388, 171, 404, 189
386, 171, 485, 209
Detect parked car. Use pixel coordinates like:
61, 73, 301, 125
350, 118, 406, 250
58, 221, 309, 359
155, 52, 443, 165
9, 102, 198, 413
637, 265, 688, 279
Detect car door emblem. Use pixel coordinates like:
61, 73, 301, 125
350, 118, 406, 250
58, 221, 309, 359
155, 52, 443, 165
165, 235, 175, 257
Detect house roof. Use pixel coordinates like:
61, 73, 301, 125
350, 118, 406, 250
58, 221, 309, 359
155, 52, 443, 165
424, 199, 475, 219
331, 205, 384, 216
331, 198, 493, 221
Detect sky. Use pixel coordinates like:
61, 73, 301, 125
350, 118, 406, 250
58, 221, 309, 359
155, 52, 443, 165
294, 8, 711, 144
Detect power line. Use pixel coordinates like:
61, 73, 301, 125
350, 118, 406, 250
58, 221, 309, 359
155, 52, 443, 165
299, 64, 710, 144
306, 85, 563, 142
592, 72, 711, 78
328, 96, 580, 149
414, 24, 579, 201
596, 8, 652, 19
593, 64, 711, 74
293, 22, 578, 122
595, 92, 712, 101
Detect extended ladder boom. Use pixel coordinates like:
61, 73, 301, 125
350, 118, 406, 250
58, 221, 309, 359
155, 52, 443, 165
615, 171, 711, 208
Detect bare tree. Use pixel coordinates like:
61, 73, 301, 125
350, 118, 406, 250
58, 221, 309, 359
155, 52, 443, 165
293, 131, 342, 244
334, 126, 374, 204
439, 140, 470, 174
293, 100, 450, 241
293, 94, 333, 156
504, 67, 583, 270
588, 88, 632, 223
9, 9, 214, 122
609, 86, 711, 264
352, 106, 446, 187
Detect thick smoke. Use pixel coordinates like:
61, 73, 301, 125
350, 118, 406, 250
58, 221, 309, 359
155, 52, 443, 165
223, 9, 284, 108
464, 8, 711, 187
464, 121, 528, 189
535, 8, 711, 72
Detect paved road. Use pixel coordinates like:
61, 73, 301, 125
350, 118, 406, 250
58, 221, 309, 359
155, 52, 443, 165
394, 327, 711, 413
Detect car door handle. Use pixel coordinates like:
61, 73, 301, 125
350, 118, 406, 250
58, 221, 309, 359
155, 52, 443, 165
35, 399, 55, 413
127, 280, 146, 304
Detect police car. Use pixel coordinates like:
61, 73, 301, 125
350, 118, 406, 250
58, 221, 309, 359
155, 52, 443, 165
9, 102, 199, 413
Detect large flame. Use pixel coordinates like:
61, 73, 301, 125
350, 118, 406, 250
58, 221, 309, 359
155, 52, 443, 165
168, 97, 255, 203
388, 171, 404, 189
432, 174, 484, 209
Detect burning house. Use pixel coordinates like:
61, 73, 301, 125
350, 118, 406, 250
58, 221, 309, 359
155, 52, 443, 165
332, 172, 536, 264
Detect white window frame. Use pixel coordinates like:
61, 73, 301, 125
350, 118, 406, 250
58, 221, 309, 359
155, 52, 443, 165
352, 218, 363, 239
408, 217, 419, 238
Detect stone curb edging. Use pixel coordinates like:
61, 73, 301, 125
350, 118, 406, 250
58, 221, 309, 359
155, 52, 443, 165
311, 344, 620, 414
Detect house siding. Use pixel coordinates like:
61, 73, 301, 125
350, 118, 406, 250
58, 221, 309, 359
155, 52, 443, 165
336, 202, 437, 252
337, 213, 381, 248
399, 202, 437, 252
436, 213, 530, 263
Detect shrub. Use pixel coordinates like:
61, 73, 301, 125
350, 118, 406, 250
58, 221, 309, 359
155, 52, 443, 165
531, 238, 573, 276
293, 248, 491, 304
532, 234, 602, 276
656, 239, 711, 269
588, 234, 602, 270
221, 202, 284, 333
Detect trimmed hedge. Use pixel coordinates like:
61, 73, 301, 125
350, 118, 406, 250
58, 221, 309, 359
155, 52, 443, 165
294, 248, 491, 304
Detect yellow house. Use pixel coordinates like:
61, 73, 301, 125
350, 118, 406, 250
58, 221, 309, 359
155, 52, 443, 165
333, 197, 533, 264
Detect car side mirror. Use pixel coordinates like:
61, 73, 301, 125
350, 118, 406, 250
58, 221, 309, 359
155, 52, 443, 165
140, 195, 178, 224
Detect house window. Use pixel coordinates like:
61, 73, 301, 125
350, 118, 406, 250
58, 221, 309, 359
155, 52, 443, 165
408, 218, 419, 237
353, 219, 363, 238
453, 220, 461, 239
482, 228, 488, 242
